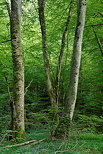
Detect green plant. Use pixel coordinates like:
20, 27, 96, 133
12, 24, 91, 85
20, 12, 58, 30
77, 114, 103, 133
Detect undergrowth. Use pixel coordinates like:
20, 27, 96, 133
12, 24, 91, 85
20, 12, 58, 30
0, 128, 103, 154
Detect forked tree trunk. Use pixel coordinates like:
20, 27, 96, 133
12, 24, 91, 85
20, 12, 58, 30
38, 0, 59, 135
10, 0, 25, 138
65, 0, 86, 121
38, 0, 74, 137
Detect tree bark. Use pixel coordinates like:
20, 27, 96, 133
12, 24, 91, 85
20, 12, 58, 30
38, 0, 59, 135
55, 0, 73, 105
65, 0, 86, 121
10, 0, 25, 138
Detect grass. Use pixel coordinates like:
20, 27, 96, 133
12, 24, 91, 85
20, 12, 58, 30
0, 129, 103, 154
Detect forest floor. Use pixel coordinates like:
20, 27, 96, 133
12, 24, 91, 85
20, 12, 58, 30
0, 129, 103, 154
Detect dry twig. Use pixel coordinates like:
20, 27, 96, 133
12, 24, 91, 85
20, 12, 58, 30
55, 142, 79, 154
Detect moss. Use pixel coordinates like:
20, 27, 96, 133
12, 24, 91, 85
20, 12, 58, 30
51, 117, 71, 139
16, 129, 26, 139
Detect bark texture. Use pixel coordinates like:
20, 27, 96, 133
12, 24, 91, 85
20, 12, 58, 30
65, 0, 86, 121
10, 0, 25, 138
38, 0, 59, 134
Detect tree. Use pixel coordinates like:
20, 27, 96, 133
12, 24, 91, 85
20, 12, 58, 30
1, 0, 103, 140
55, 0, 73, 105
10, 0, 25, 138
65, 0, 86, 122
38, 0, 74, 136
38, 0, 59, 135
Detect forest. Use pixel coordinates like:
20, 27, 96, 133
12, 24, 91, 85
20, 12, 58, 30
0, 0, 103, 153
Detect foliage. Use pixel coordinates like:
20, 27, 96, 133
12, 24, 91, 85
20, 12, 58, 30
0, 129, 103, 153
77, 114, 103, 133
0, 0, 103, 143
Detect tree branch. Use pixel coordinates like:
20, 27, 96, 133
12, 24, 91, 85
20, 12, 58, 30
0, 138, 46, 149
1, 40, 11, 43
24, 79, 33, 95
0, 133, 8, 145
5, 1, 11, 18
4, 73, 12, 101
92, 25, 103, 55
55, 142, 79, 153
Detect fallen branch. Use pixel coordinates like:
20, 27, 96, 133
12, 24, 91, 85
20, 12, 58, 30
55, 147, 78, 154
55, 141, 86, 154
0, 133, 8, 145
55, 142, 79, 154
0, 138, 46, 149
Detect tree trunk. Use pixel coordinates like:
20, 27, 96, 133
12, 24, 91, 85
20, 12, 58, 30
10, 0, 25, 138
65, 0, 86, 122
55, 0, 73, 105
38, 0, 59, 135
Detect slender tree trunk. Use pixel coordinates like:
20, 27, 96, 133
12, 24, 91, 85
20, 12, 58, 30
38, 0, 59, 135
10, 0, 25, 138
55, 0, 73, 105
65, 0, 86, 122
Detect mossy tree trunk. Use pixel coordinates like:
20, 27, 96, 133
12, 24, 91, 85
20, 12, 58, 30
10, 0, 25, 138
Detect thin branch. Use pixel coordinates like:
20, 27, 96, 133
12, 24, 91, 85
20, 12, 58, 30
4, 73, 12, 101
55, 140, 86, 154
1, 40, 11, 43
0, 133, 8, 145
98, 12, 103, 17
0, 16, 8, 17
68, 23, 103, 30
0, 138, 46, 149
24, 79, 33, 95
55, 142, 79, 154
86, 23, 103, 28
92, 25, 103, 55
5, 1, 11, 18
